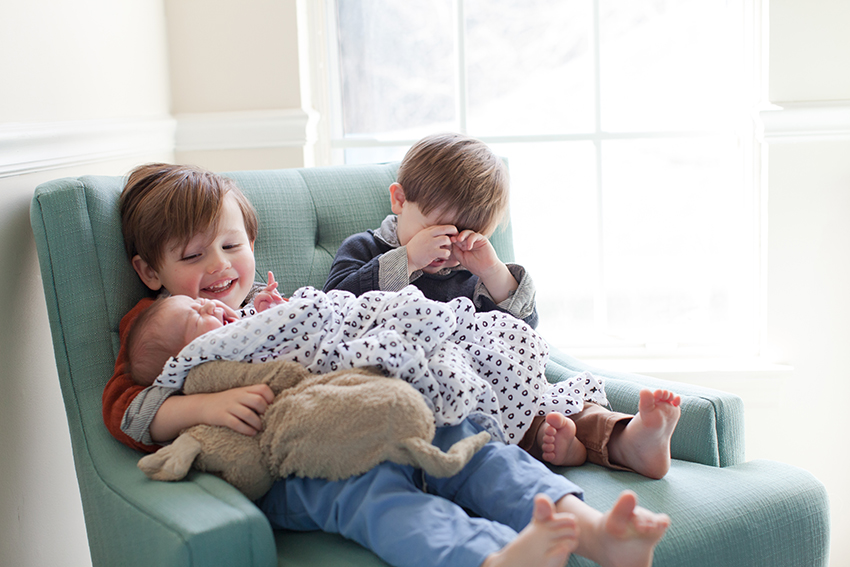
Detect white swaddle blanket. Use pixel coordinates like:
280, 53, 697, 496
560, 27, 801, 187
154, 286, 608, 443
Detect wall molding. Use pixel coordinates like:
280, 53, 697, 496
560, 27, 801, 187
757, 101, 850, 143
174, 108, 319, 152
0, 108, 318, 178
0, 117, 176, 178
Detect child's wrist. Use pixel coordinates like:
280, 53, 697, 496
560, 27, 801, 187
479, 262, 518, 303
479, 261, 510, 284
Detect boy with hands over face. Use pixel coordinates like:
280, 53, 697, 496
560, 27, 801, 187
325, 133, 682, 478
325, 132, 538, 327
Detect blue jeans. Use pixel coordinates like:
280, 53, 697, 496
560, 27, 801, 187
256, 419, 583, 567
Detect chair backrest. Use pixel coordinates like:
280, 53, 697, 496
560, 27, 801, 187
30, 163, 516, 551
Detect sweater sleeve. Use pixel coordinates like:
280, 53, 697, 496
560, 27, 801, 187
101, 297, 162, 453
323, 231, 389, 295
473, 264, 539, 328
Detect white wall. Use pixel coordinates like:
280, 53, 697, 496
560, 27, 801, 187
762, 1, 849, 564
768, 0, 850, 102
0, 2, 307, 566
763, 140, 850, 566
165, 0, 314, 170
0, 1, 170, 123
0, 2, 173, 567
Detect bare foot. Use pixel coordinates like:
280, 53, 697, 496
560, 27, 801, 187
483, 494, 579, 567
537, 413, 587, 466
598, 491, 670, 567
608, 389, 681, 479
556, 491, 669, 567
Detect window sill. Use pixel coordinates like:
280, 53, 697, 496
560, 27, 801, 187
578, 356, 793, 386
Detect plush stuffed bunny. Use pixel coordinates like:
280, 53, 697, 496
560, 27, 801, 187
138, 359, 490, 500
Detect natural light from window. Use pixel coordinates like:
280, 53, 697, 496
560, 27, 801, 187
326, 0, 758, 358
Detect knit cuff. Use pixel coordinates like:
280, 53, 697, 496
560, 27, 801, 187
378, 246, 417, 291
474, 264, 536, 320
121, 385, 180, 446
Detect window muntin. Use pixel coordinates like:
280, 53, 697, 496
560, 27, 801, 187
327, 0, 758, 356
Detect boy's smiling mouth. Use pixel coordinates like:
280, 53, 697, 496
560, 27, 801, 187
204, 279, 235, 294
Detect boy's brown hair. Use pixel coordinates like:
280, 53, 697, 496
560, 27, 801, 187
120, 163, 258, 270
397, 133, 509, 234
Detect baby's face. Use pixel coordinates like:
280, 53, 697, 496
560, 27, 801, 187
162, 295, 240, 350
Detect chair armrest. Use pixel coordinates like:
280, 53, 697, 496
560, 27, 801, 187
79, 436, 277, 567
545, 346, 746, 468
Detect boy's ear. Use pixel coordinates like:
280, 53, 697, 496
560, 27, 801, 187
131, 255, 164, 291
389, 183, 406, 214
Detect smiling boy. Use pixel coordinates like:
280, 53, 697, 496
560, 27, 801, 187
105, 163, 277, 448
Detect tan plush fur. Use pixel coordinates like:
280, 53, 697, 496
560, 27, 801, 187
138, 360, 490, 499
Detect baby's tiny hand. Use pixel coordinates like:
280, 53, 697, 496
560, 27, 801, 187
254, 271, 286, 312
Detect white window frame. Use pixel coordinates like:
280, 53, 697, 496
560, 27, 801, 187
304, 0, 767, 362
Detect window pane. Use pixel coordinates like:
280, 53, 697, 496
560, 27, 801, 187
343, 145, 409, 165
488, 142, 600, 346
336, 0, 456, 136
600, 0, 744, 132
329, 1, 757, 355
600, 137, 755, 349
465, 0, 595, 135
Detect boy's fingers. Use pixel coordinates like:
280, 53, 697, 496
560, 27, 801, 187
231, 404, 264, 432
452, 230, 487, 252
246, 383, 275, 404
437, 236, 453, 251
428, 224, 458, 237
228, 414, 261, 436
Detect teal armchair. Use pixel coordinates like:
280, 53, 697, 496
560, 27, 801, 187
31, 163, 829, 567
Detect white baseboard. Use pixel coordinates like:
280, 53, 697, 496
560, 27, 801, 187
174, 108, 319, 152
0, 117, 176, 178
757, 101, 850, 143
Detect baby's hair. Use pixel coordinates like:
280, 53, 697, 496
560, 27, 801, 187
397, 133, 509, 234
120, 163, 258, 271
126, 298, 183, 387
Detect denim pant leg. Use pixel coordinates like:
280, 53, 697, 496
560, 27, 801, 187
425, 420, 585, 532
255, 462, 517, 567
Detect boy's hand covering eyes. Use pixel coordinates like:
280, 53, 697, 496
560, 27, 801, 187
450, 230, 501, 278
405, 224, 459, 273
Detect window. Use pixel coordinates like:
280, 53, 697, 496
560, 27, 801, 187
321, 0, 760, 357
